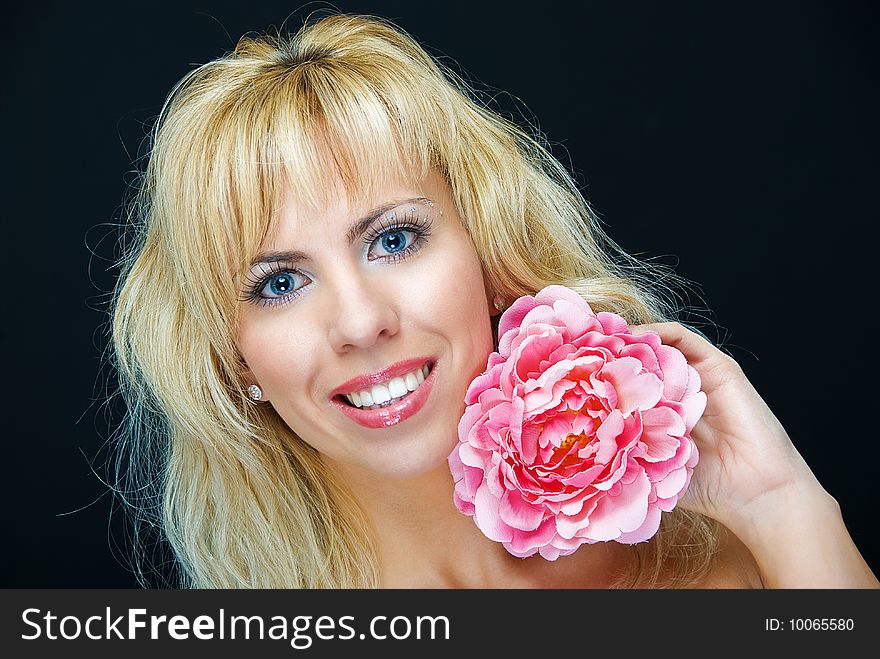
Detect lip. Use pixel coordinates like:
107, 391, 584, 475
329, 360, 438, 429
329, 356, 436, 397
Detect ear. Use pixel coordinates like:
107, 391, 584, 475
239, 358, 271, 404
488, 290, 506, 317
245, 381, 270, 404
483, 272, 504, 317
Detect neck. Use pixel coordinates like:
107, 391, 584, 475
329, 460, 632, 588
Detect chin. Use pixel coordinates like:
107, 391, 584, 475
361, 440, 457, 481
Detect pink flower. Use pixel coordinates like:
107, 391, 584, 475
448, 285, 706, 560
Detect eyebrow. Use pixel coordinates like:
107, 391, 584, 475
250, 196, 430, 267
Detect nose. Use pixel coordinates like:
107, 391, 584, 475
325, 272, 400, 353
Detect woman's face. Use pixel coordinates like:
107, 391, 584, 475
237, 170, 496, 479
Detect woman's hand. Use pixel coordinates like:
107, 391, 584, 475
631, 322, 879, 587
631, 322, 823, 528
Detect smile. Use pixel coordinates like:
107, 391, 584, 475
329, 358, 437, 429
341, 363, 432, 409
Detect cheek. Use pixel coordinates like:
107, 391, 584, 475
413, 240, 494, 358
237, 315, 315, 396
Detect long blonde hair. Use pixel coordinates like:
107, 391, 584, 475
112, 12, 719, 588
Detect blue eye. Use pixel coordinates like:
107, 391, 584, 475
370, 229, 416, 258
382, 232, 406, 252
243, 212, 434, 308
264, 272, 297, 297
250, 270, 309, 304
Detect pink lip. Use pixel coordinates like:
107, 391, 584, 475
329, 360, 438, 429
329, 356, 436, 397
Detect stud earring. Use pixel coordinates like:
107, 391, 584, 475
493, 294, 506, 311
247, 384, 263, 401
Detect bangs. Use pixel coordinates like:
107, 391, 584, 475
279, 61, 438, 209
153, 27, 467, 307
227, 57, 448, 264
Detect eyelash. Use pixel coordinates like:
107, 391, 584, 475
241, 212, 435, 308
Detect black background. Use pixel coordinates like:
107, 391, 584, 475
3, 1, 878, 587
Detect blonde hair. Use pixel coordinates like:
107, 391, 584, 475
112, 12, 720, 588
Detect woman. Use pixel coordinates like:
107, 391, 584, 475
111, 13, 878, 588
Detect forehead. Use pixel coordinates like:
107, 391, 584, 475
265, 169, 448, 245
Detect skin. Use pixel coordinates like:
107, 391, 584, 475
632, 323, 879, 588
237, 169, 636, 587
237, 169, 878, 588
237, 170, 496, 481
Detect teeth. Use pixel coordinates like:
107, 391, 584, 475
343, 363, 432, 408
372, 383, 391, 406
388, 377, 408, 398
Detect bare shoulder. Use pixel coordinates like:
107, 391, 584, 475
688, 525, 764, 589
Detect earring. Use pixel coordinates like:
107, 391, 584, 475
247, 384, 263, 401
493, 294, 506, 311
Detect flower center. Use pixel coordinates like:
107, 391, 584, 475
559, 432, 588, 450
553, 432, 592, 460
546, 431, 594, 471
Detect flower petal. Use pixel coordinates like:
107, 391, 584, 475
500, 489, 546, 532
615, 505, 661, 544
600, 357, 664, 415
655, 464, 689, 499
556, 495, 600, 539
506, 516, 559, 557
498, 295, 540, 353
534, 285, 593, 311
581, 469, 651, 540
619, 341, 661, 375
514, 330, 565, 382
681, 390, 707, 434
654, 344, 689, 402
594, 409, 625, 465
595, 311, 630, 335
464, 362, 503, 406
474, 483, 513, 543
639, 406, 686, 462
